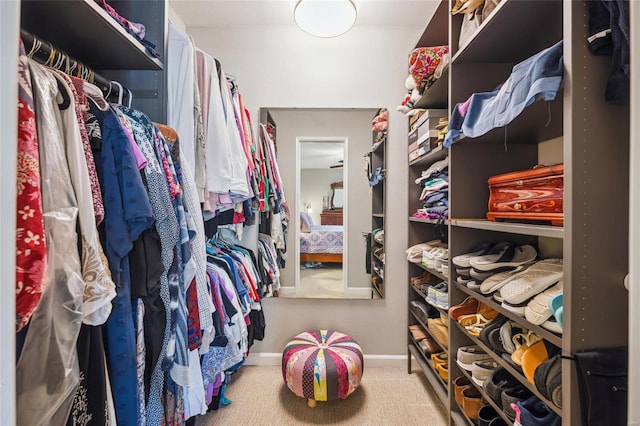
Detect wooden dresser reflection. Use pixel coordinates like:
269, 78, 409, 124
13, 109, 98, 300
320, 209, 343, 225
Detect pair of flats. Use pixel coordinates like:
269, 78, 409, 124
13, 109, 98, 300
484, 367, 534, 424
454, 242, 537, 273
512, 395, 560, 426
426, 281, 448, 309
422, 246, 448, 271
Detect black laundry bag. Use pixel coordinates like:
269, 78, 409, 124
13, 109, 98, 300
573, 346, 627, 426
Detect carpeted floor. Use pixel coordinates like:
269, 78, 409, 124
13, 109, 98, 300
298, 264, 349, 299
196, 365, 448, 425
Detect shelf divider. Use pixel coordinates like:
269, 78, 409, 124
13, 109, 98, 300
450, 219, 563, 239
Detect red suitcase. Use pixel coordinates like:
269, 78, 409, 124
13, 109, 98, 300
486, 164, 564, 226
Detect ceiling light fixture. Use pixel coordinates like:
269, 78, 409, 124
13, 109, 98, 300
294, 0, 357, 38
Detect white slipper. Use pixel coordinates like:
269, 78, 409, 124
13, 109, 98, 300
470, 244, 537, 272
452, 242, 493, 268
479, 263, 532, 294
524, 279, 564, 325
500, 259, 564, 305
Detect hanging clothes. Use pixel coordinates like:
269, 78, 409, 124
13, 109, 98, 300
15, 41, 47, 332
16, 58, 85, 426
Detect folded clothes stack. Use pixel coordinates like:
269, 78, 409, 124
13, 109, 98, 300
412, 157, 449, 221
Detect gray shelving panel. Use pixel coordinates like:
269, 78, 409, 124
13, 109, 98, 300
414, 66, 449, 110
450, 219, 564, 239
562, 3, 630, 424
409, 145, 448, 166
21, 0, 163, 70
414, 0, 449, 48
408, 344, 450, 406
451, 0, 563, 64
409, 217, 442, 225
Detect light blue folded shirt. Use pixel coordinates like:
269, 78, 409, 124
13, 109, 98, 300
445, 40, 564, 147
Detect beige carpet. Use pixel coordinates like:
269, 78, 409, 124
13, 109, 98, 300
196, 365, 448, 425
298, 264, 351, 299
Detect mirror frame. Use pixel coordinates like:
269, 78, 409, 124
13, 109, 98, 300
330, 181, 344, 209
295, 136, 349, 297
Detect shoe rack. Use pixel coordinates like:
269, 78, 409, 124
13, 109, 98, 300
371, 108, 387, 298
406, 0, 457, 421
406, 1, 630, 425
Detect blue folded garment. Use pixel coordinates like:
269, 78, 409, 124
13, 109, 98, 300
445, 40, 564, 147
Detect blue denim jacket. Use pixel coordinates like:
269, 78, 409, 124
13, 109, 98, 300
445, 40, 563, 147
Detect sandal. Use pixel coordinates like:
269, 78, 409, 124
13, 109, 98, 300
511, 332, 542, 366
459, 313, 494, 337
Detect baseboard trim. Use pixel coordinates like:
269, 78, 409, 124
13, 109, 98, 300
246, 352, 407, 368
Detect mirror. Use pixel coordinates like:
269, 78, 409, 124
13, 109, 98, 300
330, 181, 344, 209
260, 107, 382, 299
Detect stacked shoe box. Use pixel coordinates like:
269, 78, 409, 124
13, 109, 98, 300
408, 109, 448, 162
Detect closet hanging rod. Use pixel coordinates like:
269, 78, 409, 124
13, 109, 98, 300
20, 29, 123, 100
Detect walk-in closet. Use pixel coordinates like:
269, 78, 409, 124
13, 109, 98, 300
2, 1, 638, 425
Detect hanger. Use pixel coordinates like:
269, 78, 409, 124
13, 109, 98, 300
26, 36, 42, 59
53, 73, 71, 111
126, 87, 133, 108
111, 80, 124, 104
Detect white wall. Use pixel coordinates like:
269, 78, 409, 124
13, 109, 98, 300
301, 168, 343, 225
188, 24, 420, 359
0, 1, 19, 421
168, 3, 187, 32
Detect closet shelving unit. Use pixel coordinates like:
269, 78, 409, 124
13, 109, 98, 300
20, 0, 163, 70
407, 1, 630, 425
406, 0, 461, 423
371, 108, 387, 298
21, 0, 167, 123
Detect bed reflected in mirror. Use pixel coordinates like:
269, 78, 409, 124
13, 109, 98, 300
260, 107, 380, 299
299, 141, 345, 298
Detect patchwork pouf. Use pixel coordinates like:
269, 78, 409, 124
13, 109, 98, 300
282, 329, 364, 407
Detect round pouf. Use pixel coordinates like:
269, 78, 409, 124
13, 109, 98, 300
282, 329, 364, 407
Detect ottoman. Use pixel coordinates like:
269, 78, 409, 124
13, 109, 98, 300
282, 329, 364, 407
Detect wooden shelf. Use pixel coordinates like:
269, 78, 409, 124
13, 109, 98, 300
451, 0, 562, 65
21, 0, 163, 70
450, 219, 564, 239
446, 94, 563, 146
372, 281, 384, 298
451, 399, 475, 426
372, 213, 385, 218
453, 321, 562, 416
414, 66, 449, 110
409, 216, 443, 225
414, 262, 448, 282
409, 319, 447, 356
372, 267, 384, 280
455, 283, 563, 348
408, 344, 449, 407
456, 365, 514, 425
411, 284, 428, 300
409, 145, 448, 167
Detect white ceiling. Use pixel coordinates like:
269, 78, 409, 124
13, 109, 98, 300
300, 141, 345, 169
170, 0, 440, 29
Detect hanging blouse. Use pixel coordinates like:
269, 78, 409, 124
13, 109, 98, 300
15, 41, 47, 331
69, 76, 105, 225
52, 69, 116, 325
87, 93, 154, 426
